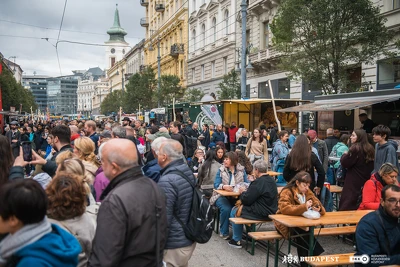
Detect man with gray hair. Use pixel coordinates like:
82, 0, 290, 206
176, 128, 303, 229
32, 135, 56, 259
324, 128, 339, 154
228, 159, 278, 249
142, 137, 167, 182
89, 139, 168, 266
157, 139, 196, 266
111, 125, 127, 139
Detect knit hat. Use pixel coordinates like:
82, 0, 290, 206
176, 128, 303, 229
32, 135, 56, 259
308, 130, 317, 139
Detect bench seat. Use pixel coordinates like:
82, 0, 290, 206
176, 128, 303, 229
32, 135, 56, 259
305, 253, 354, 266
315, 226, 356, 236
249, 231, 283, 240
229, 217, 270, 225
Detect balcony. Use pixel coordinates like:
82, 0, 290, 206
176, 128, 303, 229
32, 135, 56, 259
170, 44, 185, 57
248, 47, 282, 65
140, 0, 148, 6
155, 2, 165, 12
140, 17, 149, 27
139, 65, 146, 72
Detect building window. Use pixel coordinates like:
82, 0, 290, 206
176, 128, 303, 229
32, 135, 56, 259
212, 17, 216, 42
263, 22, 269, 49
201, 24, 206, 46
111, 57, 116, 67
211, 61, 215, 78
201, 64, 205, 80
223, 56, 228, 74
278, 78, 290, 97
192, 68, 195, 83
378, 58, 400, 87
394, 0, 400, 9
224, 10, 229, 35
192, 29, 196, 51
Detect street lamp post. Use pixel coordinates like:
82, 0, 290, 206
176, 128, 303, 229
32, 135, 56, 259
149, 29, 161, 108
240, 0, 247, 99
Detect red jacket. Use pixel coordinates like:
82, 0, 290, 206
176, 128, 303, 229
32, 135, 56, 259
358, 173, 383, 210
228, 127, 238, 143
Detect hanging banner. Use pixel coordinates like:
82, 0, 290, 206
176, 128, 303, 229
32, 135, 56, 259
201, 105, 222, 125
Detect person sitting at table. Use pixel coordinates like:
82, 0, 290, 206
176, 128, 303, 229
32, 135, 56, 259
210, 151, 248, 240
355, 184, 400, 266
228, 160, 278, 248
188, 148, 205, 173
197, 150, 221, 198
275, 171, 325, 267
358, 163, 399, 210
283, 135, 325, 196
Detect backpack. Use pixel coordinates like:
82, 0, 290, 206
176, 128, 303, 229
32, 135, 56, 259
167, 169, 215, 244
182, 134, 198, 158
328, 147, 339, 166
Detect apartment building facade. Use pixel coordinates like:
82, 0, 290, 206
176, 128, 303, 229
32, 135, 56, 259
141, 0, 188, 86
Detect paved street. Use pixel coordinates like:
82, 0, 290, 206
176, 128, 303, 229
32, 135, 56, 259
189, 223, 356, 267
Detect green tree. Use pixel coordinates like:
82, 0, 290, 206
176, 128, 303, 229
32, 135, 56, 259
125, 67, 157, 112
0, 63, 37, 112
158, 75, 185, 106
217, 69, 240, 99
183, 88, 205, 102
271, 0, 396, 94
100, 90, 124, 114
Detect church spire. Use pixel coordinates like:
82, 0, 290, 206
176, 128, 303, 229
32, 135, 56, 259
107, 4, 127, 43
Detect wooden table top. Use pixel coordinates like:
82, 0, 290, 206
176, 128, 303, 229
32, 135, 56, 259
330, 185, 343, 193
213, 189, 241, 197
269, 210, 373, 228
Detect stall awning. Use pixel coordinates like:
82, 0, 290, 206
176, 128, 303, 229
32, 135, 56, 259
191, 98, 308, 105
277, 94, 400, 112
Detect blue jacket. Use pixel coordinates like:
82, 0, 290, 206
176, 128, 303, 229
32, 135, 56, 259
272, 140, 289, 172
142, 158, 162, 183
373, 141, 400, 177
211, 131, 224, 143
11, 224, 80, 267
158, 158, 195, 249
288, 134, 296, 148
355, 206, 400, 266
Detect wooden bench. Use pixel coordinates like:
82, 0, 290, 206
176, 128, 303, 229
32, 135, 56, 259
305, 253, 354, 266
248, 226, 357, 267
229, 217, 271, 255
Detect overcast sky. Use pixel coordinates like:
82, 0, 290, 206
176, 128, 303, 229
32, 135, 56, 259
0, 0, 145, 77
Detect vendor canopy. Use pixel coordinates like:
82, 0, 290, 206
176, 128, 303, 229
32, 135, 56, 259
277, 93, 400, 112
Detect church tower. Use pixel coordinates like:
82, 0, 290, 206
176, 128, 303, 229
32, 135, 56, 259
105, 4, 129, 70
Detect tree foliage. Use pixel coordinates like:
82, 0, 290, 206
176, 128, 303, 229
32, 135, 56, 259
125, 67, 157, 112
100, 90, 124, 114
158, 75, 185, 106
0, 63, 37, 112
217, 69, 241, 99
271, 0, 396, 94
183, 88, 205, 102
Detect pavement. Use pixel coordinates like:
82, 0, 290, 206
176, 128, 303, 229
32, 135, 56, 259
189, 223, 356, 267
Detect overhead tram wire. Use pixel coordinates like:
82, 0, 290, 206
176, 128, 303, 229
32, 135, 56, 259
55, 0, 68, 76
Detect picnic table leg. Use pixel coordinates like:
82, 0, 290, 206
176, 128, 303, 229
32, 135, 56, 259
266, 241, 270, 267
245, 224, 256, 255
308, 226, 315, 254
274, 239, 279, 267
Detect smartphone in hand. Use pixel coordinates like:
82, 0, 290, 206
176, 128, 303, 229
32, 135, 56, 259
21, 141, 33, 162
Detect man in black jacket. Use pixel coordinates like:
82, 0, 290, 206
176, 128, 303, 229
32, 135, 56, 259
89, 139, 167, 267
30, 125, 72, 177
158, 139, 196, 266
324, 128, 339, 154
355, 185, 400, 266
229, 160, 278, 248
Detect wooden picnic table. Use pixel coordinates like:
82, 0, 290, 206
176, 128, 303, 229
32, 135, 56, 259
269, 210, 373, 256
213, 189, 240, 197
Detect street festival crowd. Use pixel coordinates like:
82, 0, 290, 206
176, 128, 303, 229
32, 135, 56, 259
0, 112, 399, 267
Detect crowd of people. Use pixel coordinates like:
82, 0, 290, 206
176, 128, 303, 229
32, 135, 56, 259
0, 112, 398, 266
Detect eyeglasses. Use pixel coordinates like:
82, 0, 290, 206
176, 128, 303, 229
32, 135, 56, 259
386, 198, 400, 205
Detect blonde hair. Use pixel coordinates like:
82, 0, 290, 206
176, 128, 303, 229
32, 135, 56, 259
57, 158, 91, 194
74, 136, 100, 168
56, 150, 76, 165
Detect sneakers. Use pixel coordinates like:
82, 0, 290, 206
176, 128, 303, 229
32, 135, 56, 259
228, 239, 242, 248
219, 234, 230, 240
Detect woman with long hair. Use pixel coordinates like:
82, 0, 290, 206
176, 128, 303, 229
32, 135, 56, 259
275, 171, 325, 266
339, 129, 375, 211
0, 135, 14, 184
272, 130, 290, 185
73, 137, 100, 185
210, 151, 248, 239
197, 150, 221, 197
358, 163, 399, 210
283, 134, 325, 196
215, 146, 225, 164
245, 128, 268, 165
46, 171, 96, 267
236, 150, 253, 176
189, 148, 205, 173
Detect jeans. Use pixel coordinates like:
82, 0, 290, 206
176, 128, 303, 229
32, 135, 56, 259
230, 143, 236, 152
326, 167, 335, 185
215, 196, 234, 236
230, 207, 243, 242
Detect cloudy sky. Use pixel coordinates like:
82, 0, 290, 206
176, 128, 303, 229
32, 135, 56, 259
0, 0, 145, 77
